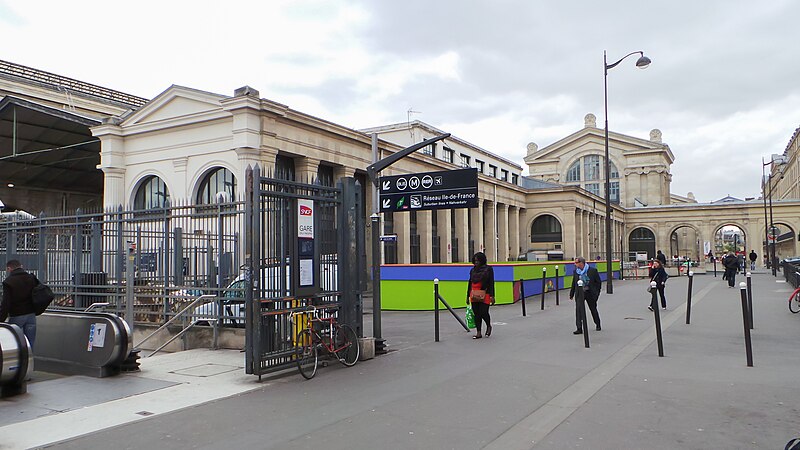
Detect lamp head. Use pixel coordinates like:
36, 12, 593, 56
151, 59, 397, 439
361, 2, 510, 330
636, 55, 652, 69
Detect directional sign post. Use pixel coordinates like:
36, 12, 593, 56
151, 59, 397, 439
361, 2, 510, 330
379, 168, 478, 212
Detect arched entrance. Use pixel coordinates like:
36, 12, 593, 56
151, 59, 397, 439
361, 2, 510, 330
766, 222, 796, 266
628, 227, 656, 260
530, 214, 563, 260
669, 225, 701, 262
714, 224, 746, 260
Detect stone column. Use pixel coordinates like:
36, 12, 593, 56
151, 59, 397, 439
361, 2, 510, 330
471, 200, 484, 255
438, 209, 453, 263
518, 208, 528, 257
101, 167, 126, 208
294, 157, 321, 183
395, 212, 411, 264
484, 200, 497, 261
419, 210, 433, 264
497, 204, 509, 261
172, 157, 189, 199
509, 206, 520, 261
455, 208, 469, 263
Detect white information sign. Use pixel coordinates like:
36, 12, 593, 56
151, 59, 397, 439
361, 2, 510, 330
298, 199, 314, 238
299, 259, 313, 286
92, 323, 107, 348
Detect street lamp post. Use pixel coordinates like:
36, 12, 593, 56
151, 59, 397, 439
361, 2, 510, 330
604, 50, 651, 294
762, 155, 787, 277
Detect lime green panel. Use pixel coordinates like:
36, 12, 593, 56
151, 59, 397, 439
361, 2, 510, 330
382, 279, 516, 311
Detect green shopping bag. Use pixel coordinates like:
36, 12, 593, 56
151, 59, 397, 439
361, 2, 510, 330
465, 304, 476, 329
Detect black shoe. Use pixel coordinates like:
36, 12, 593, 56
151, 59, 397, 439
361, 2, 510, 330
648, 305, 654, 311
573, 329, 582, 335
596, 325, 601, 331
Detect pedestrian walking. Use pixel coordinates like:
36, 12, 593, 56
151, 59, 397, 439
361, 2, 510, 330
749, 249, 757, 270
648, 259, 669, 311
1, 260, 38, 349
569, 256, 602, 334
656, 250, 667, 266
466, 252, 494, 339
722, 252, 738, 287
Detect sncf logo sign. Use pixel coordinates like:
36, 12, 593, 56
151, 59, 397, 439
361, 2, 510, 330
299, 205, 313, 216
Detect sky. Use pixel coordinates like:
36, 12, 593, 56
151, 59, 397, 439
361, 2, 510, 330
1, 1, 798, 203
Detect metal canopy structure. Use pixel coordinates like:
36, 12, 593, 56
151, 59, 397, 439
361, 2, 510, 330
0, 96, 101, 211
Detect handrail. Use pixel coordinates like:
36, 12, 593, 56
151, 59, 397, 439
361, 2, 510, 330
84, 302, 110, 312
135, 294, 217, 350
145, 319, 215, 358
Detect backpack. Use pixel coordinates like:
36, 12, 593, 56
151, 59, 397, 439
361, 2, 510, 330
32, 282, 55, 315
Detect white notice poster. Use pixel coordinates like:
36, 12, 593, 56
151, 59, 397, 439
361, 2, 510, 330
298, 199, 314, 238
93, 323, 107, 348
299, 259, 313, 286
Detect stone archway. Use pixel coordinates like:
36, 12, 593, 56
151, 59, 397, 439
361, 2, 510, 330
767, 222, 796, 265
669, 224, 701, 262
713, 223, 747, 259
628, 227, 656, 260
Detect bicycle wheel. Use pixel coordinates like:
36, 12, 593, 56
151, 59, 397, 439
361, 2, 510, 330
334, 324, 360, 367
790, 290, 800, 313
296, 329, 318, 379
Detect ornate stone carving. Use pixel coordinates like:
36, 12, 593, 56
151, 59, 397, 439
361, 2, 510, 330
526, 142, 538, 156
650, 129, 662, 143
584, 113, 597, 128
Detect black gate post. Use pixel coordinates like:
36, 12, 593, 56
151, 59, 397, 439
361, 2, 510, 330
37, 213, 47, 282
339, 177, 363, 337
244, 165, 258, 376
91, 219, 102, 273
73, 208, 84, 309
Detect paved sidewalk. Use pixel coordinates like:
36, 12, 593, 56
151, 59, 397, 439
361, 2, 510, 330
1, 272, 798, 449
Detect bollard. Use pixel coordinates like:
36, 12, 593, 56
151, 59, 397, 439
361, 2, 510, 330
555, 265, 560, 306
577, 280, 590, 348
746, 272, 753, 329
686, 271, 694, 324
713, 258, 717, 277
520, 278, 527, 317
434, 278, 440, 342
651, 280, 664, 357
541, 267, 547, 310
739, 282, 754, 367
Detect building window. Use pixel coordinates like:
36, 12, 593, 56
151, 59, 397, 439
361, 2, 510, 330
421, 142, 435, 157
585, 183, 600, 196
566, 161, 581, 181
275, 155, 296, 181
489, 165, 497, 177
584, 155, 600, 181
442, 147, 454, 163
460, 154, 471, 168
531, 214, 563, 242
501, 169, 508, 181
134, 175, 169, 210
476, 160, 485, 173
511, 173, 519, 185
609, 162, 619, 179
610, 181, 620, 203
197, 168, 237, 204
317, 165, 334, 187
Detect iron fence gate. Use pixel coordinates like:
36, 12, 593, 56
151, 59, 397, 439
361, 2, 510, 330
244, 166, 363, 377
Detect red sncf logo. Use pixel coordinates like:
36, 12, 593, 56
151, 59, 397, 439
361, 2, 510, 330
299, 205, 312, 215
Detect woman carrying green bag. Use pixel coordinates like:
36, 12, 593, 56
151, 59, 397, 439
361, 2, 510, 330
466, 252, 495, 339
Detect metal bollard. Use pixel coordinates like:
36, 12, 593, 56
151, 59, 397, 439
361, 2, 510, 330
555, 265, 560, 306
746, 272, 753, 329
434, 278, 440, 342
651, 281, 664, 357
713, 258, 717, 277
739, 282, 753, 367
686, 271, 694, 325
541, 267, 547, 310
520, 278, 527, 317
577, 280, 589, 348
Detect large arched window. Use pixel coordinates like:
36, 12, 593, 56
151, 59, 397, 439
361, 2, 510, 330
629, 227, 656, 259
134, 175, 169, 210
531, 214, 563, 242
197, 167, 237, 204
564, 156, 620, 203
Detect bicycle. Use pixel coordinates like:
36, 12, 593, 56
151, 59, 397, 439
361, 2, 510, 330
790, 275, 800, 314
291, 305, 360, 379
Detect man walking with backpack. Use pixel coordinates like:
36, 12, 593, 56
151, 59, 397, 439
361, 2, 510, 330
1, 260, 38, 349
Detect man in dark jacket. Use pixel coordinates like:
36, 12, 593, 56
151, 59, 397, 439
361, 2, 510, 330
569, 256, 602, 334
656, 250, 667, 266
722, 252, 738, 288
749, 250, 758, 271
1, 260, 38, 349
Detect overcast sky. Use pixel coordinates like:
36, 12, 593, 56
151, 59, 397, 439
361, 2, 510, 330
2, 1, 798, 203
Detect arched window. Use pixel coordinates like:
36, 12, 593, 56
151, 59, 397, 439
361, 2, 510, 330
566, 161, 581, 181
531, 215, 563, 242
628, 227, 656, 259
197, 168, 237, 204
134, 176, 169, 210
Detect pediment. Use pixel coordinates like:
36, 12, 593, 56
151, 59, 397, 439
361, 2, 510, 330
122, 85, 227, 127
526, 127, 664, 163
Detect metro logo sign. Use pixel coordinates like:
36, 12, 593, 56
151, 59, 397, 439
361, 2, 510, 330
298, 199, 314, 238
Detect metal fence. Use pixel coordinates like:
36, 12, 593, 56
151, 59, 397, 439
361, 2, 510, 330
0, 200, 246, 327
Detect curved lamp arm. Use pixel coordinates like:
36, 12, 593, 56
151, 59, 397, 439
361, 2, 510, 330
605, 51, 651, 72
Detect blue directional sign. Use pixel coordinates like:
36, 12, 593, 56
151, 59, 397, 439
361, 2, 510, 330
379, 168, 478, 212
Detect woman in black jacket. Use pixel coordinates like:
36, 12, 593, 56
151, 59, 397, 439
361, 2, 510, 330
466, 252, 495, 339
648, 259, 669, 311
